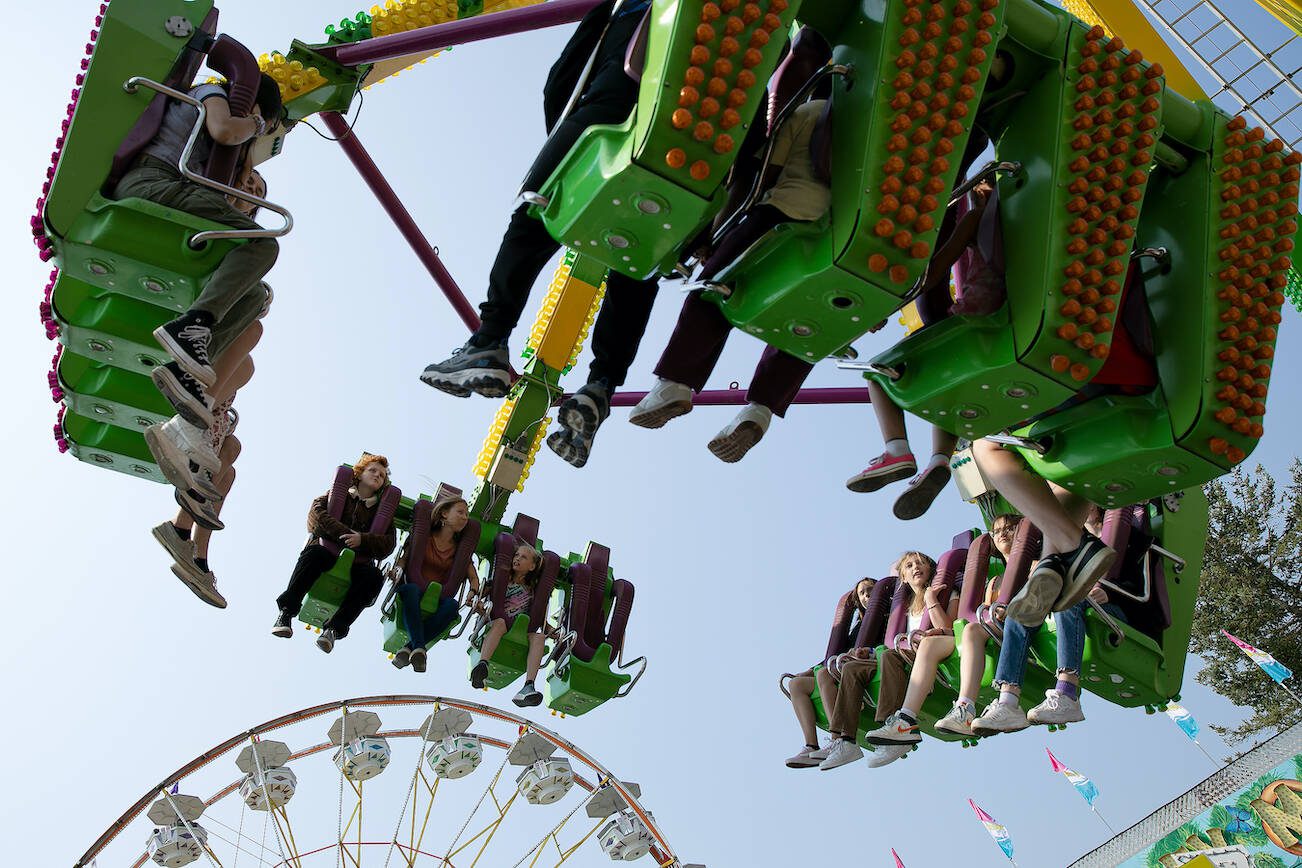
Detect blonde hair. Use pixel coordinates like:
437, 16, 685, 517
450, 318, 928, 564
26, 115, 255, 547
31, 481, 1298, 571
892, 551, 937, 616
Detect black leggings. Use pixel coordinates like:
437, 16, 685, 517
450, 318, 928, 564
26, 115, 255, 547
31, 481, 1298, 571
277, 544, 384, 638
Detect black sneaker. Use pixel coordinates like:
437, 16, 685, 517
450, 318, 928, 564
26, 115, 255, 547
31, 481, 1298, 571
892, 463, 952, 521
557, 379, 611, 438
271, 610, 294, 638
546, 426, 594, 468
392, 647, 412, 669
316, 627, 337, 653
420, 339, 512, 398
174, 487, 224, 531
152, 363, 214, 429
470, 659, 489, 689
154, 314, 216, 387
411, 646, 428, 673
1053, 532, 1119, 611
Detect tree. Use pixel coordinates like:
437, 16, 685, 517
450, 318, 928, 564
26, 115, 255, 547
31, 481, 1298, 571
1191, 460, 1302, 744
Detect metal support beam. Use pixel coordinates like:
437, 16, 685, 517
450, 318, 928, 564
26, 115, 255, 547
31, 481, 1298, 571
322, 111, 481, 332
327, 0, 605, 67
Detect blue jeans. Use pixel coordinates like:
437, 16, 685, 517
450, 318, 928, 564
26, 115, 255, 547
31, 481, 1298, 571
994, 602, 1091, 688
396, 584, 459, 649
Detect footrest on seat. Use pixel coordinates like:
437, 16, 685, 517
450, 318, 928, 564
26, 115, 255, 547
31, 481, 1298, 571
544, 643, 630, 717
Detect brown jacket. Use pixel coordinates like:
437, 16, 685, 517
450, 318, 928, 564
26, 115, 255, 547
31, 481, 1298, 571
307, 489, 396, 562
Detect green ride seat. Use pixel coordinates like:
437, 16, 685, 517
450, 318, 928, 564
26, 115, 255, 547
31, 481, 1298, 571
58, 407, 168, 484
1009, 110, 1296, 503
379, 496, 482, 652
708, 1, 1006, 363
300, 466, 402, 629
531, 0, 802, 279
869, 18, 1169, 438
57, 347, 174, 431
545, 543, 638, 716
467, 530, 560, 690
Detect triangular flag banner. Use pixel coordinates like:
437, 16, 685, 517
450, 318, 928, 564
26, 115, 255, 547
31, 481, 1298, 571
969, 799, 1015, 861
1165, 702, 1200, 741
892, 848, 906, 868
1223, 630, 1293, 684
170, 782, 180, 794
1046, 748, 1100, 807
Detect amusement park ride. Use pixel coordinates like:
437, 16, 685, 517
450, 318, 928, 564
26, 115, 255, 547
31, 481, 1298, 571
28, 0, 1302, 783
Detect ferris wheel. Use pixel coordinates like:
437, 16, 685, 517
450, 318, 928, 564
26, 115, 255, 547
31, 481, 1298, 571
74, 695, 701, 868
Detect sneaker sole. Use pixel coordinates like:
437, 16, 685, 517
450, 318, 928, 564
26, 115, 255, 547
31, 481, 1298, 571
1006, 569, 1065, 626
271, 625, 293, 639
1056, 546, 1119, 611
972, 720, 1029, 737
865, 730, 922, 746
169, 563, 227, 608
846, 462, 916, 493
412, 657, 427, 673
146, 427, 206, 493
151, 366, 215, 429
316, 637, 334, 653
152, 326, 217, 388
558, 398, 606, 438
174, 489, 225, 532
785, 758, 822, 769
470, 664, 489, 689
1028, 710, 1085, 726
628, 399, 693, 430
392, 655, 411, 669
892, 466, 952, 520
707, 421, 764, 463
819, 751, 864, 770
934, 719, 973, 737
420, 367, 511, 399
513, 693, 544, 708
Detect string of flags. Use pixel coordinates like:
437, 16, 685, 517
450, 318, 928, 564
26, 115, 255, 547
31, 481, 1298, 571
970, 799, 1017, 864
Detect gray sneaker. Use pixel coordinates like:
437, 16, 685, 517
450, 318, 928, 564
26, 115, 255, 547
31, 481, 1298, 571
546, 426, 594, 468
1006, 559, 1065, 626
151, 521, 195, 566
174, 487, 224, 532
420, 340, 512, 398
169, 560, 227, 608
512, 682, 543, 707
558, 380, 611, 438
935, 701, 976, 736
316, 628, 338, 653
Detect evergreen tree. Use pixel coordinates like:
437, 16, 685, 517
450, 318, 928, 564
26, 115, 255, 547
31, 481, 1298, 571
1192, 460, 1302, 743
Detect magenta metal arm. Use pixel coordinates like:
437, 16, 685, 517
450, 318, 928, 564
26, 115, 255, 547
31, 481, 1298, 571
325, 0, 606, 67
322, 111, 481, 332
606, 387, 871, 407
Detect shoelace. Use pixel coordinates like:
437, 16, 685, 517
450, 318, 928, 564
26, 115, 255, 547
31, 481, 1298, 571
176, 324, 212, 363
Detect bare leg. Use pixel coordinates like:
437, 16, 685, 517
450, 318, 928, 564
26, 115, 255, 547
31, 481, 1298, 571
480, 618, 508, 662
957, 627, 989, 703
971, 439, 1081, 555
788, 675, 819, 746
211, 322, 262, 403
931, 426, 958, 460
525, 632, 546, 681
900, 635, 954, 712
867, 380, 909, 446
192, 435, 241, 559
815, 666, 839, 718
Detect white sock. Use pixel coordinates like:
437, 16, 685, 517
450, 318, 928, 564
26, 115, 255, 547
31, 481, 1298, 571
958, 697, 976, 711
884, 438, 910, 457
899, 706, 918, 721
999, 690, 1020, 707
928, 453, 950, 469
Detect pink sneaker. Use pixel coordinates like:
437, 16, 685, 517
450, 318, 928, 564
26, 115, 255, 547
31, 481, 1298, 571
846, 451, 917, 493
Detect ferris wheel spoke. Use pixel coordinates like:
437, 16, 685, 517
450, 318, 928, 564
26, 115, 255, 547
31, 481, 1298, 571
440, 742, 515, 863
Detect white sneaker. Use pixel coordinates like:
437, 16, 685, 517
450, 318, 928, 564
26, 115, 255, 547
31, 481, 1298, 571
972, 700, 1030, 736
866, 742, 912, 768
785, 745, 823, 768
146, 417, 222, 497
818, 738, 864, 770
807, 743, 833, 762
935, 701, 977, 736
865, 712, 922, 745
707, 403, 771, 463
1027, 689, 1085, 726
628, 378, 694, 429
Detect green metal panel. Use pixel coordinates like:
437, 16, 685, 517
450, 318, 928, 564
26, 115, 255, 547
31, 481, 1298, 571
466, 614, 545, 690
44, 0, 216, 238
54, 276, 174, 376
544, 642, 630, 716
58, 194, 239, 311
59, 410, 165, 483
58, 349, 175, 430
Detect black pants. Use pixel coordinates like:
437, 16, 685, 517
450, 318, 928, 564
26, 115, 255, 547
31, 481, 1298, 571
477, 76, 658, 390
277, 544, 384, 638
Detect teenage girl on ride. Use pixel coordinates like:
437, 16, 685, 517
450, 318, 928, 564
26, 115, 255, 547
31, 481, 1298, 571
393, 498, 482, 673
784, 577, 877, 768
472, 543, 548, 706
820, 552, 939, 770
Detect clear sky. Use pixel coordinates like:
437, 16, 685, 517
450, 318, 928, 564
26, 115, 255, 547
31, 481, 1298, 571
6, 1, 1302, 866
